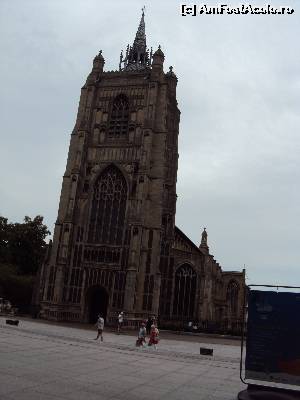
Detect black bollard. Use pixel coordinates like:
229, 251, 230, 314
6, 319, 19, 326
200, 347, 213, 356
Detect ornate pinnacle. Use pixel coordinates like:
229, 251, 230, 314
119, 50, 123, 71
200, 227, 208, 248
134, 8, 146, 44
119, 9, 150, 71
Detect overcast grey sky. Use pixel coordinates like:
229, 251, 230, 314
0, 0, 299, 285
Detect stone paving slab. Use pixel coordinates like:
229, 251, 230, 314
0, 317, 245, 399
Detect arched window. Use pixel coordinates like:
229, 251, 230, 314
88, 166, 127, 245
227, 280, 239, 316
173, 264, 197, 318
108, 95, 129, 139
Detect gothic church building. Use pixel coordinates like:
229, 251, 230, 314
38, 12, 245, 333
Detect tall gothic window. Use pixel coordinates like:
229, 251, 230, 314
227, 280, 239, 316
88, 166, 127, 245
108, 94, 129, 139
173, 264, 197, 318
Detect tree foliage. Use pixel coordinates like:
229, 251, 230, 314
0, 263, 34, 310
0, 215, 50, 275
0, 215, 50, 308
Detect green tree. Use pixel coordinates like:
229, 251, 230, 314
0, 215, 51, 276
0, 215, 50, 308
0, 263, 34, 306
7, 216, 50, 275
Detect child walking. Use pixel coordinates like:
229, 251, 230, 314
148, 324, 159, 349
136, 322, 147, 347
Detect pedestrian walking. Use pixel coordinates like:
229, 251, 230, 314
117, 311, 124, 334
136, 322, 147, 347
146, 316, 153, 335
94, 314, 104, 341
148, 324, 159, 349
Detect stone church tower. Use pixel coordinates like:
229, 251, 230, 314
39, 11, 245, 332
39, 12, 179, 324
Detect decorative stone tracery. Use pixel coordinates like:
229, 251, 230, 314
173, 264, 197, 318
108, 95, 129, 139
227, 280, 239, 316
88, 165, 127, 245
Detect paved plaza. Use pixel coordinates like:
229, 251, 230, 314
0, 317, 245, 399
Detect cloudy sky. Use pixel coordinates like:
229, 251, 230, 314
1, 0, 299, 286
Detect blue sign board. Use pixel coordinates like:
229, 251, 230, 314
245, 290, 300, 386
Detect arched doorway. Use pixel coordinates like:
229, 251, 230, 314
86, 286, 109, 323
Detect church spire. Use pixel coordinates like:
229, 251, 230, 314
134, 7, 146, 46
119, 8, 151, 71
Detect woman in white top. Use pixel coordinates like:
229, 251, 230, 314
117, 311, 124, 334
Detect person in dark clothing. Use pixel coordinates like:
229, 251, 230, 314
146, 316, 153, 335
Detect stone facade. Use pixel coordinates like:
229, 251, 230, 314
38, 12, 245, 333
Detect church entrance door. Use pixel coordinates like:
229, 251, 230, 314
87, 286, 109, 323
